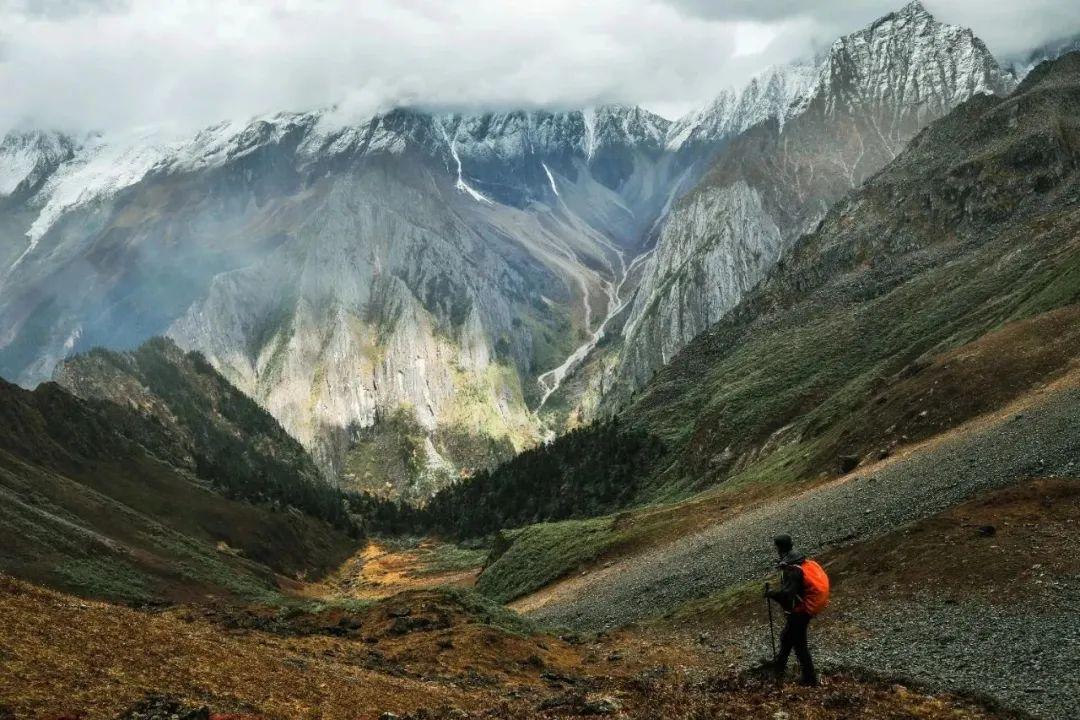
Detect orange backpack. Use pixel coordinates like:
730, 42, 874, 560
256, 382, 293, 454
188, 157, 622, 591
795, 559, 830, 616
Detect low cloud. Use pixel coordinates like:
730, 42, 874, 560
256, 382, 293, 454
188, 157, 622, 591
667, 0, 1080, 58
0, 0, 1076, 135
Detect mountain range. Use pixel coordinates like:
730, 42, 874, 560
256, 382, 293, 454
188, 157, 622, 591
3, 6, 1080, 717
0, 1, 1064, 499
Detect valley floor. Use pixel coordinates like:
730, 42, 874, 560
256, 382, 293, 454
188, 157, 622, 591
3, 347, 1077, 720
3, 426, 1075, 718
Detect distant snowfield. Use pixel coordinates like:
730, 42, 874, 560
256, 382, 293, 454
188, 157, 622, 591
0, 145, 38, 196
3, 55, 826, 259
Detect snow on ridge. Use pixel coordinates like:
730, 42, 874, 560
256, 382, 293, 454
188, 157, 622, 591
0, 139, 42, 196
665, 0, 1011, 153
25, 130, 179, 242
9, 101, 677, 246
438, 120, 494, 204
13, 111, 330, 245
0, 131, 72, 197
582, 108, 597, 161
816, 0, 1012, 118
665, 63, 818, 151
542, 162, 560, 197
442, 106, 668, 169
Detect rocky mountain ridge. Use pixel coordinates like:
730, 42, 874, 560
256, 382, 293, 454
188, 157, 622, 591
0, 1, 1067, 498
0, 102, 685, 495
606, 0, 1015, 405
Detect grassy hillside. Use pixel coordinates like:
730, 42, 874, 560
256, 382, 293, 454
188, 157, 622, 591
473, 53, 1080, 601
54, 337, 358, 533
626, 52, 1080, 497
0, 345, 361, 604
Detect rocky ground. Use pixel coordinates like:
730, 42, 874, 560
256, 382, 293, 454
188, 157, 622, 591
0, 574, 1030, 720
526, 384, 1080, 629
672, 476, 1080, 720
522, 383, 1080, 718
813, 588, 1080, 719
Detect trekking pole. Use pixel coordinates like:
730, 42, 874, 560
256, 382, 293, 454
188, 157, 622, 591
765, 582, 776, 659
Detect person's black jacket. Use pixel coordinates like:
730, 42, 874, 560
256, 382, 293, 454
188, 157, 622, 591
766, 550, 806, 612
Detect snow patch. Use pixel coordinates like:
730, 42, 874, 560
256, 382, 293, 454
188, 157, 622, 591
582, 108, 597, 161
0, 145, 38, 196
26, 131, 177, 242
541, 162, 560, 197
666, 63, 818, 151
438, 121, 494, 204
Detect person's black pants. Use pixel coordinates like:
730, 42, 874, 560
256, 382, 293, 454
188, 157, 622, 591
774, 611, 817, 684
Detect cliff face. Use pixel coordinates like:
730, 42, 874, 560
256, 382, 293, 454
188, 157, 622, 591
610, 1, 1014, 405
624, 50, 1080, 492
0, 104, 681, 495
0, 3, 1047, 500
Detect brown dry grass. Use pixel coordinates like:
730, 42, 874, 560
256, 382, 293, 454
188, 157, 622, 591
0, 574, 1026, 720
817, 305, 1080, 473
305, 540, 479, 602
0, 577, 471, 719
823, 476, 1079, 605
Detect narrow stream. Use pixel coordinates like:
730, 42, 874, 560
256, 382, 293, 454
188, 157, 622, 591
535, 245, 652, 412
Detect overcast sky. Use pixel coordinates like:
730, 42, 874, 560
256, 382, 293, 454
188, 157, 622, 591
1, 0, 1078, 135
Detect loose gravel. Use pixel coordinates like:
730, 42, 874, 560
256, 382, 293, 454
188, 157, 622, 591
720, 582, 1080, 720
526, 387, 1080, 719
820, 589, 1080, 719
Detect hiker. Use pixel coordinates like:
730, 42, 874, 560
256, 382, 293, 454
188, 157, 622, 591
764, 534, 828, 686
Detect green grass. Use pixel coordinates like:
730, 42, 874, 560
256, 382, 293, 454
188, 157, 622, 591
437, 585, 542, 636
631, 215, 1080, 495
419, 543, 489, 575
342, 405, 432, 498
661, 578, 762, 624
372, 536, 489, 575
54, 557, 156, 605
475, 517, 619, 603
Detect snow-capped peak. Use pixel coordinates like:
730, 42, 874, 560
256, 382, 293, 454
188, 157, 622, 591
0, 131, 75, 197
665, 63, 818, 152
814, 0, 1013, 119
665, 0, 1013, 155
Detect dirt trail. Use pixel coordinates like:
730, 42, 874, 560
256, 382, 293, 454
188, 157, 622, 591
522, 382, 1080, 630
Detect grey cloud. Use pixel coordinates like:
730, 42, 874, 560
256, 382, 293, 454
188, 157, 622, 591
0, 0, 1076, 136
7, 0, 127, 18
664, 0, 1080, 58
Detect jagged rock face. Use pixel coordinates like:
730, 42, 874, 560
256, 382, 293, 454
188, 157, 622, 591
0, 131, 76, 200
624, 50, 1080, 485
0, 103, 677, 494
608, 0, 1015, 404
665, 64, 819, 157
0, 2, 1062, 498
620, 181, 782, 373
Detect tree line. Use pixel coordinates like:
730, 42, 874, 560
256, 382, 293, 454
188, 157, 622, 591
347, 418, 666, 538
